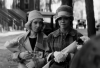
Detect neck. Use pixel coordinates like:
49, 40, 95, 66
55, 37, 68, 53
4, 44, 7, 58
60, 27, 71, 34
29, 31, 37, 38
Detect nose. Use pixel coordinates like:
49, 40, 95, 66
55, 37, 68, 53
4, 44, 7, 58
60, 18, 65, 23
36, 23, 41, 27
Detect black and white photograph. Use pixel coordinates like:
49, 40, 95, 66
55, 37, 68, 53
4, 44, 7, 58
0, 0, 100, 68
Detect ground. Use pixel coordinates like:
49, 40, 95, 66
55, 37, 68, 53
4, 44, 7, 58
0, 29, 100, 68
0, 34, 21, 68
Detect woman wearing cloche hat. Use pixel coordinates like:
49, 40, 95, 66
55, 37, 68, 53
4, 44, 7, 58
44, 5, 89, 68
5, 10, 48, 68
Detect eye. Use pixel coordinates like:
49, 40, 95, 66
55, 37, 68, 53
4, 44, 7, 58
34, 21, 37, 24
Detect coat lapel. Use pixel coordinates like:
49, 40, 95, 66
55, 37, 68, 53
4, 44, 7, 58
22, 31, 47, 51
24, 38, 33, 51
22, 31, 33, 51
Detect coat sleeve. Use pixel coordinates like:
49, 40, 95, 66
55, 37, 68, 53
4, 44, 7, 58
4, 35, 24, 62
45, 34, 55, 62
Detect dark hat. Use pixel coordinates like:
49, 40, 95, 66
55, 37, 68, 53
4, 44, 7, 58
55, 5, 73, 22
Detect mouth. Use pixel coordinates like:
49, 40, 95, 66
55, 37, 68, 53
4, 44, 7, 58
61, 24, 66, 25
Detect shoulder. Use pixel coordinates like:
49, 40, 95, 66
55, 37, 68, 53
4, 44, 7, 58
48, 29, 59, 37
71, 29, 83, 37
46, 30, 60, 42
5, 32, 29, 48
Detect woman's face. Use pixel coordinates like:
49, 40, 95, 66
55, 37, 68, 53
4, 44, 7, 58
31, 18, 43, 33
58, 16, 71, 29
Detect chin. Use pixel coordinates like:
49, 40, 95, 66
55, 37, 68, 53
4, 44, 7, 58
61, 26, 67, 29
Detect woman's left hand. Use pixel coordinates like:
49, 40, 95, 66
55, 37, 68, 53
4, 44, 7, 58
54, 52, 66, 63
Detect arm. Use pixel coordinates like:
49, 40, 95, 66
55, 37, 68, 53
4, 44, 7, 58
42, 41, 78, 68
44, 34, 55, 62
4, 36, 24, 63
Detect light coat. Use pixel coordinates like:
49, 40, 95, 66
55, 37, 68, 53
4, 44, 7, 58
5, 31, 48, 68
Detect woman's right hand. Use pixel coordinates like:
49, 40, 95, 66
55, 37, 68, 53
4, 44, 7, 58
19, 51, 32, 60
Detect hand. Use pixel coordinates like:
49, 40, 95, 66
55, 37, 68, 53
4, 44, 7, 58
77, 45, 82, 50
19, 51, 32, 60
80, 36, 90, 43
54, 51, 66, 63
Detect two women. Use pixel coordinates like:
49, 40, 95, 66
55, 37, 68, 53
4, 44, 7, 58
5, 5, 89, 68
45, 5, 89, 68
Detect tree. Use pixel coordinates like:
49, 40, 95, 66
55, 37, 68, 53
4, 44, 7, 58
34, 0, 40, 10
61, 0, 73, 7
85, 0, 96, 37
0, 0, 2, 8
48, 0, 52, 12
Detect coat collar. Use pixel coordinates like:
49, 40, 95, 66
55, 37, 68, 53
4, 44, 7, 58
23, 31, 47, 51
24, 30, 47, 40
52, 28, 77, 37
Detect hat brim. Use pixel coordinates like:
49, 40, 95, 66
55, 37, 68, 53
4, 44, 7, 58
55, 11, 73, 22
55, 15, 73, 22
25, 18, 44, 30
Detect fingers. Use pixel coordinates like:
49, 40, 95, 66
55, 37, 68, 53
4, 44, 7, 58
54, 52, 66, 63
19, 51, 32, 60
54, 51, 60, 57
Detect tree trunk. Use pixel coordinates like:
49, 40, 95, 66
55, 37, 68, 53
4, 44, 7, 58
48, 0, 52, 12
61, 0, 73, 7
85, 0, 96, 37
34, 0, 40, 10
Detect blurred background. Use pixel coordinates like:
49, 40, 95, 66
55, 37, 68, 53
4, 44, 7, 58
0, 0, 100, 32
0, 0, 100, 68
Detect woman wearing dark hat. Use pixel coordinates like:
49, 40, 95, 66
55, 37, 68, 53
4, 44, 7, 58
44, 5, 89, 68
5, 10, 48, 68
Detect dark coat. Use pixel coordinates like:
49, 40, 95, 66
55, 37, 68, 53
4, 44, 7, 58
45, 28, 83, 68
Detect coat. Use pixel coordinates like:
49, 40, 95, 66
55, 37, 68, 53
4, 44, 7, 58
45, 28, 83, 68
5, 31, 48, 68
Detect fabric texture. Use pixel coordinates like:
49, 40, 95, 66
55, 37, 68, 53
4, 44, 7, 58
5, 31, 47, 68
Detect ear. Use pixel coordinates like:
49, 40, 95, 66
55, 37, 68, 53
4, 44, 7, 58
41, 23, 45, 31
